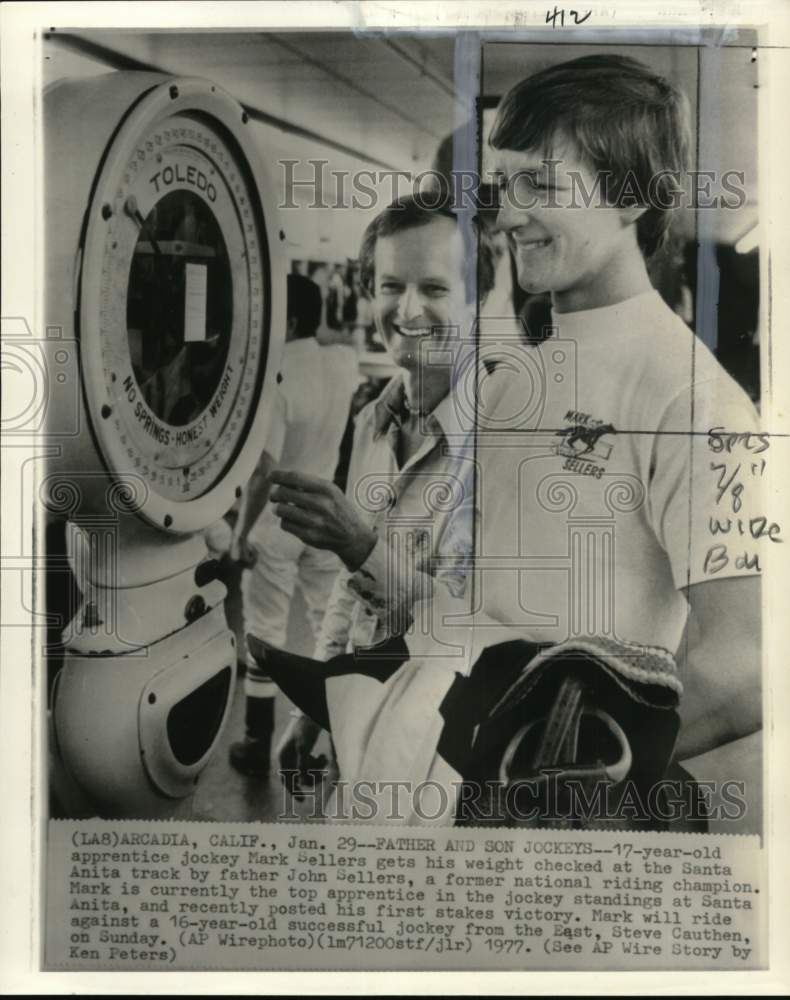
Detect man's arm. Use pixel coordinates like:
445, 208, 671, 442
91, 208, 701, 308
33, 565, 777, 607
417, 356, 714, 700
675, 574, 761, 760
230, 450, 276, 564
344, 485, 475, 635
269, 469, 377, 569
231, 381, 287, 563
270, 469, 471, 635
312, 565, 357, 661
269, 458, 476, 636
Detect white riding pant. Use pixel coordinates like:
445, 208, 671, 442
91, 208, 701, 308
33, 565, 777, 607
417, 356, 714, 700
241, 506, 341, 698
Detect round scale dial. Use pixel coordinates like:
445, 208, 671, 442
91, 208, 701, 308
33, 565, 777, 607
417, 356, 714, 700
78, 80, 280, 532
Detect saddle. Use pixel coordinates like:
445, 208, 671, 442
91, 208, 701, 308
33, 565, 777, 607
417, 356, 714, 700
249, 632, 699, 830
456, 636, 688, 829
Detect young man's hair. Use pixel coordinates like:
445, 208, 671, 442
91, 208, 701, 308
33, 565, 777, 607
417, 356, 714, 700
287, 272, 323, 338
358, 195, 497, 303
489, 54, 691, 258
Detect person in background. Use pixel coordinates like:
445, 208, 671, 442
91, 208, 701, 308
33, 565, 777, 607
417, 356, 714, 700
350, 273, 375, 351
326, 263, 348, 331
228, 272, 360, 775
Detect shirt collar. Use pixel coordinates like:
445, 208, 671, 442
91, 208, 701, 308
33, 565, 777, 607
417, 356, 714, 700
372, 373, 468, 443
372, 375, 407, 436
551, 289, 661, 338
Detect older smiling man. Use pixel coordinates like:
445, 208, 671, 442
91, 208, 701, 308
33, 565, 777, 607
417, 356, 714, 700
261, 197, 496, 804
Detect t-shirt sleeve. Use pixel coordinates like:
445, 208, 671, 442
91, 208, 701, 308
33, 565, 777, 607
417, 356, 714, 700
313, 565, 356, 660
328, 344, 361, 396
346, 485, 475, 635
648, 376, 766, 589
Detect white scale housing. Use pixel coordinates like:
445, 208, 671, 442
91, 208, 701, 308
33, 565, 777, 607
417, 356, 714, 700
45, 73, 285, 817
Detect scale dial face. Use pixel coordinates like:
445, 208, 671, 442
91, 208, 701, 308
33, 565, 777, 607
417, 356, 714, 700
79, 81, 280, 531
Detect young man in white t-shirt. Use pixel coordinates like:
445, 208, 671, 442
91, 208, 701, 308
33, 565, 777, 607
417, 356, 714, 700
249, 61, 763, 824
483, 54, 762, 790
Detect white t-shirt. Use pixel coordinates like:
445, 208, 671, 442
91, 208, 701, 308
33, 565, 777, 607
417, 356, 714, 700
263, 338, 359, 478
248, 339, 359, 548
472, 289, 764, 654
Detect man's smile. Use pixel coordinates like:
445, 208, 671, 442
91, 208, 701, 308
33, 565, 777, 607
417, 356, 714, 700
511, 234, 553, 250
391, 322, 435, 338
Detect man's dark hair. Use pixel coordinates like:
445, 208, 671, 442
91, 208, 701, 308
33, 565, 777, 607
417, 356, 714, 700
489, 54, 691, 258
358, 195, 496, 303
287, 272, 322, 338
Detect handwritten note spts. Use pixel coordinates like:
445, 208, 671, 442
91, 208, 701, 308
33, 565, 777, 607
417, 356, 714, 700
703, 428, 781, 577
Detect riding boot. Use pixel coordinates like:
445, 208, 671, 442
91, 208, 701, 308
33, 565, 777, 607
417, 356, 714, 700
228, 696, 275, 775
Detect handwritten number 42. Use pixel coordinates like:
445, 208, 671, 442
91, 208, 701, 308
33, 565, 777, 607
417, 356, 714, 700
546, 7, 592, 26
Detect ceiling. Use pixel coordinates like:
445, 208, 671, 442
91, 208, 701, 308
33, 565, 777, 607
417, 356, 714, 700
44, 30, 465, 171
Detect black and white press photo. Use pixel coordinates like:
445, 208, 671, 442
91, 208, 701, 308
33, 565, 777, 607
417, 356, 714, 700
1, 2, 788, 988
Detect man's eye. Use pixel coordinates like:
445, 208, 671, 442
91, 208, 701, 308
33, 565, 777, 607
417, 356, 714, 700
424, 285, 449, 296
379, 283, 402, 293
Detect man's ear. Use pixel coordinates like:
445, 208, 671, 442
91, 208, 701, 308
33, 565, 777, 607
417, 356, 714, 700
286, 316, 299, 338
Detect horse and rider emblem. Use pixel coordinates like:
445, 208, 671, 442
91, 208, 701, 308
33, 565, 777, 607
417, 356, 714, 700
556, 420, 617, 461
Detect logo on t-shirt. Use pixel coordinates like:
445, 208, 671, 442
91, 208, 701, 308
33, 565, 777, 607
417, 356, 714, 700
555, 410, 617, 478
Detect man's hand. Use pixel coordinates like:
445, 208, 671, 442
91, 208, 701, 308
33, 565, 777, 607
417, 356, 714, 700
230, 531, 258, 569
269, 470, 377, 570
276, 713, 339, 800
276, 713, 322, 775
